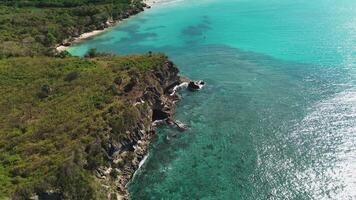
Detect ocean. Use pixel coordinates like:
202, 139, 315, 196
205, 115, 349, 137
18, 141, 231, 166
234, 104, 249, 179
69, 0, 356, 199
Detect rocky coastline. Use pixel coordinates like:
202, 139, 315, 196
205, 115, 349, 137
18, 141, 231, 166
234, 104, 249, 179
29, 57, 193, 200
53, 1, 196, 199
90, 59, 189, 199
1, 1, 194, 199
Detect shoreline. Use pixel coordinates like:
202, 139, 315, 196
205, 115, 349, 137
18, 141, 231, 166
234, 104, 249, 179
55, 2, 185, 199
55, 27, 114, 52
114, 60, 186, 199
56, 0, 165, 53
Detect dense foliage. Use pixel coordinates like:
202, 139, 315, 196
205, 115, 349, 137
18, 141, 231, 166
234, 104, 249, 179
0, 54, 167, 199
0, 0, 145, 57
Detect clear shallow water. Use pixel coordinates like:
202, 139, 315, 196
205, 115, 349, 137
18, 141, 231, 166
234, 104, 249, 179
69, 0, 356, 199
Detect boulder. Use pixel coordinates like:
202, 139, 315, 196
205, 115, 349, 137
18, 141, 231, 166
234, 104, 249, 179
188, 80, 205, 91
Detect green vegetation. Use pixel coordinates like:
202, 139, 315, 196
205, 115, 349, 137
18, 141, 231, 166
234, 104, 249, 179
0, 54, 167, 199
0, 0, 145, 57
0, 0, 165, 198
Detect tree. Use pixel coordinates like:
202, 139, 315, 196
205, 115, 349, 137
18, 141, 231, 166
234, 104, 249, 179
85, 48, 98, 58
57, 50, 72, 58
46, 33, 56, 46
56, 154, 96, 200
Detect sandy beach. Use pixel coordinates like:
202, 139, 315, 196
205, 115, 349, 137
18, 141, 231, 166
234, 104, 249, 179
56, 0, 165, 52
144, 0, 158, 7
145, 0, 178, 7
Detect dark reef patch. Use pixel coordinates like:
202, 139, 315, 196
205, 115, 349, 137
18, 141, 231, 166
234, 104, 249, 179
181, 16, 211, 37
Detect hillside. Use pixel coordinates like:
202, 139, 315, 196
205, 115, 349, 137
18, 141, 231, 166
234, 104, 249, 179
0, 0, 146, 57
0, 1, 185, 199
0, 54, 182, 199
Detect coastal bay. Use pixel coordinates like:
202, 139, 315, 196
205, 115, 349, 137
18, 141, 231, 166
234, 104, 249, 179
0, 0, 355, 199
56, 0, 167, 53
69, 0, 356, 199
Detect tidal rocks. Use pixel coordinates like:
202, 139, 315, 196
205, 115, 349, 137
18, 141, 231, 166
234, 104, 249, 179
188, 80, 205, 91
169, 119, 188, 132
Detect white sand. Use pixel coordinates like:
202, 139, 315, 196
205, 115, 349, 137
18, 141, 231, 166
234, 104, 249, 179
56, 0, 169, 52
55, 26, 113, 52
144, 0, 162, 7
144, 0, 178, 7
56, 45, 69, 52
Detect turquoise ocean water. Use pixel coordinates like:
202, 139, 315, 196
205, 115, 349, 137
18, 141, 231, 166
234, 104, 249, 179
69, 0, 356, 199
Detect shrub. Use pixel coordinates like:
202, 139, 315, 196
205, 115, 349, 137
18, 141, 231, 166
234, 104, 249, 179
37, 84, 52, 99
114, 77, 122, 85
85, 48, 98, 58
56, 159, 96, 200
57, 50, 72, 58
46, 33, 56, 47
64, 71, 79, 82
12, 186, 33, 200
85, 143, 104, 170
109, 169, 118, 178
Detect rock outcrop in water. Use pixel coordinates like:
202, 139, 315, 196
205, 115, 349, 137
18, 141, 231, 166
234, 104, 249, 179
188, 80, 205, 91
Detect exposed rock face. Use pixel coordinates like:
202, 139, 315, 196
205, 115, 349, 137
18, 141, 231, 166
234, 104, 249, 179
95, 60, 183, 199
188, 81, 200, 90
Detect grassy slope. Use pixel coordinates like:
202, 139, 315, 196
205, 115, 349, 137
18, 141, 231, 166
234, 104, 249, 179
0, 1, 167, 199
0, 54, 167, 199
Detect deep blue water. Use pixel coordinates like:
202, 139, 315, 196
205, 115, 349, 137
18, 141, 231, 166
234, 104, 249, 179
69, 0, 356, 199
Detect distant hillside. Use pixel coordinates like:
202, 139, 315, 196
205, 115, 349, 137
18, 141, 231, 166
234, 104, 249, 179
0, 0, 145, 57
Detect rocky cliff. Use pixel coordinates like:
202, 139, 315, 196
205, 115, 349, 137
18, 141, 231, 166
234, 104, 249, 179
0, 54, 185, 200
93, 59, 183, 199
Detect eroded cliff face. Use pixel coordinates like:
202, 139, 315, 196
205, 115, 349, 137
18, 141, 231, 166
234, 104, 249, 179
88, 60, 183, 199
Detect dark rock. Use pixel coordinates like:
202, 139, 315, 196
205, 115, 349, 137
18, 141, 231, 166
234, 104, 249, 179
188, 80, 205, 91
63, 42, 71, 46
37, 192, 63, 200
123, 78, 136, 92
114, 77, 122, 85
152, 109, 169, 121
188, 81, 200, 91
164, 80, 181, 94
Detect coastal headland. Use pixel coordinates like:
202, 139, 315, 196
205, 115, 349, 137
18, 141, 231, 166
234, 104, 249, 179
0, 0, 194, 199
